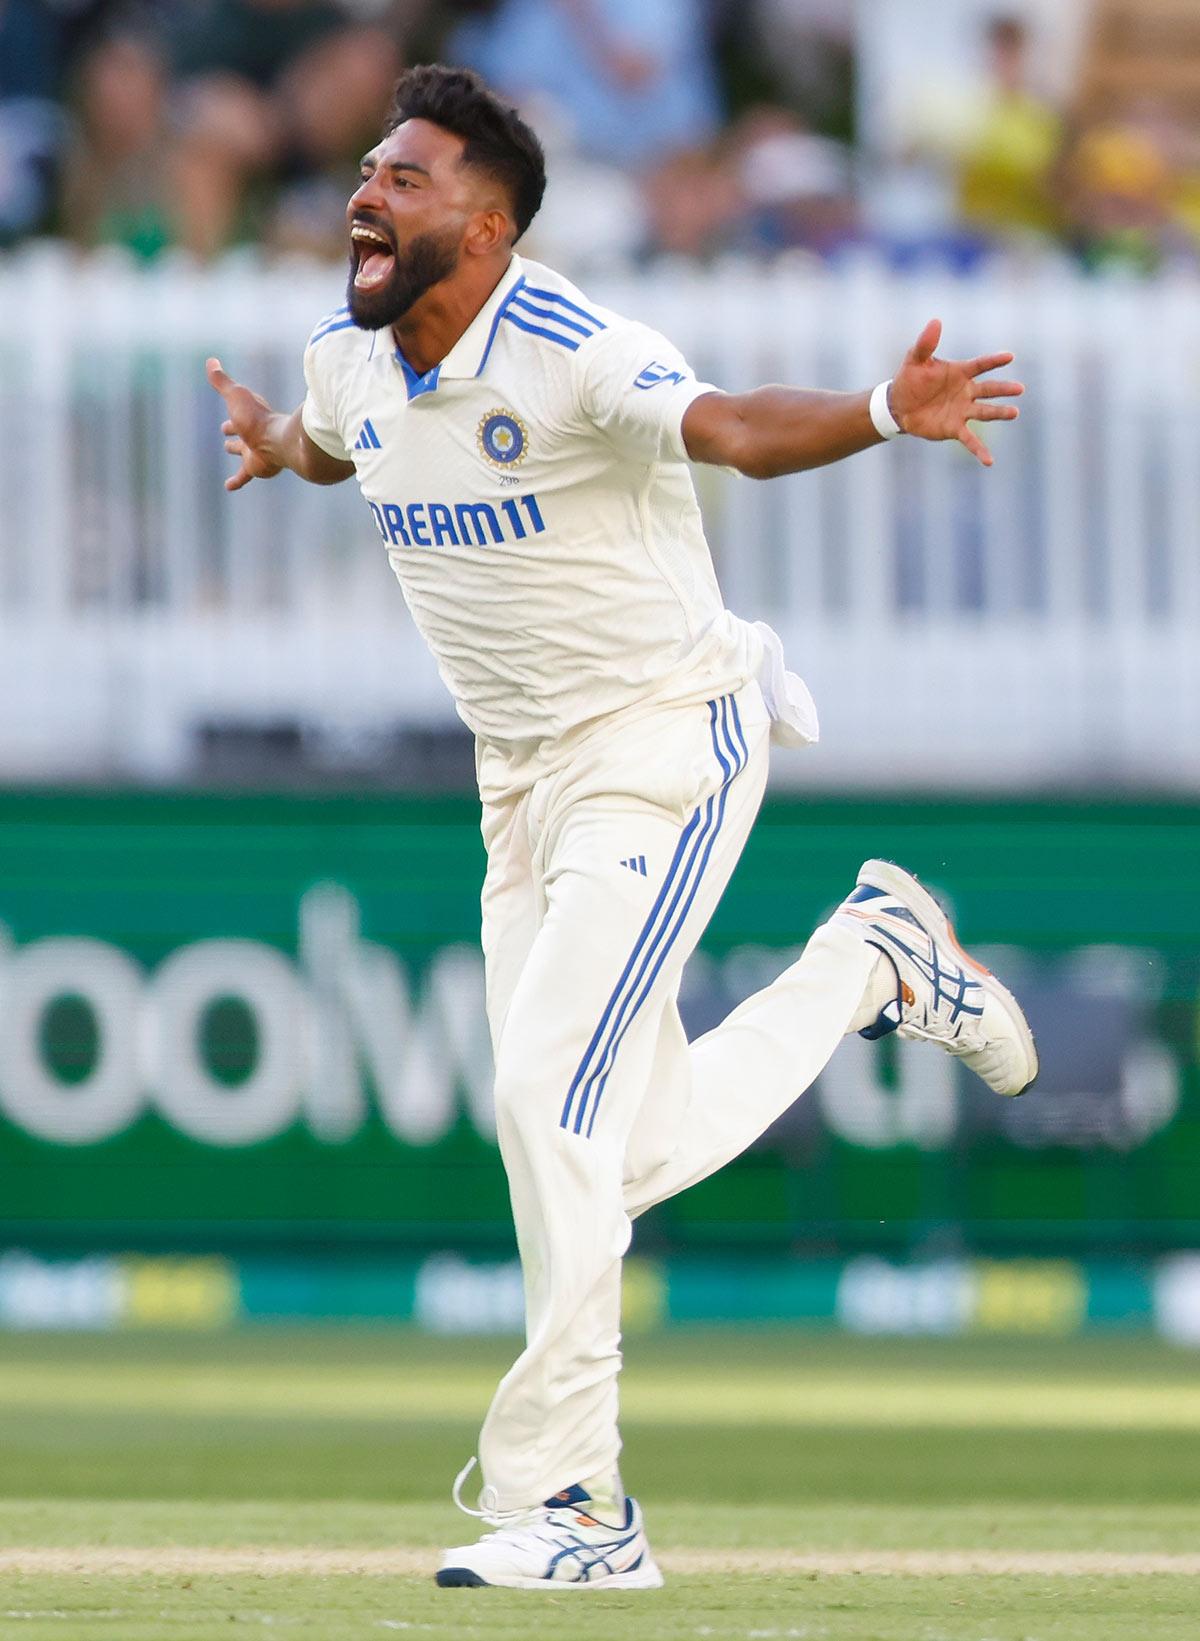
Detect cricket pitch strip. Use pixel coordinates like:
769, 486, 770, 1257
2, 1547, 1199, 1578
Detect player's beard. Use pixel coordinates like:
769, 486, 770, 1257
346, 226, 461, 331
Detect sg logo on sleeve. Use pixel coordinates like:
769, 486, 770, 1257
633, 362, 687, 391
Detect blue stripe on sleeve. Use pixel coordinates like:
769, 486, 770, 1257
308, 316, 358, 346
521, 285, 608, 332
309, 305, 349, 339
508, 292, 599, 339
502, 311, 580, 351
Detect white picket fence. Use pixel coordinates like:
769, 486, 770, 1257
3, 243, 1199, 786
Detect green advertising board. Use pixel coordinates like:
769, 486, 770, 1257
0, 790, 1197, 1257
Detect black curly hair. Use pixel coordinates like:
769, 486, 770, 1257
385, 64, 546, 241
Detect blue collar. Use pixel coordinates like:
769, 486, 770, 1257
390, 256, 526, 401
395, 350, 441, 401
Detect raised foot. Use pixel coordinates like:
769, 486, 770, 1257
837, 857, 1038, 1097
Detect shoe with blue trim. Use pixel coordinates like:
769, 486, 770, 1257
837, 858, 1038, 1097
436, 1465, 663, 1590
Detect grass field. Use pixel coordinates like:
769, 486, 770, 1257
1, 1328, 1198, 1639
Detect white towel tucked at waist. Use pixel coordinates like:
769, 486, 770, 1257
753, 619, 819, 749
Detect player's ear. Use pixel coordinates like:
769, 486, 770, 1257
464, 208, 511, 257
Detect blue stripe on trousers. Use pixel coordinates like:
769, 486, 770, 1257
563, 698, 732, 1136
558, 694, 747, 1137
557, 808, 703, 1133
582, 696, 746, 1137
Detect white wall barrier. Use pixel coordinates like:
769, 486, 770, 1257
2, 244, 1199, 787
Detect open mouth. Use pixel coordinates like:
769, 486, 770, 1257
350, 222, 396, 291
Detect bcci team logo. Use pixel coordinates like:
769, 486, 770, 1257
477, 408, 528, 468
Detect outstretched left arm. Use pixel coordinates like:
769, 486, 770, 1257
682, 318, 1023, 478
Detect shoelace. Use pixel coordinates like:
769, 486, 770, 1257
450, 1457, 630, 1559
451, 1456, 544, 1531
867, 936, 984, 1048
876, 926, 986, 1034
897, 1017, 986, 1054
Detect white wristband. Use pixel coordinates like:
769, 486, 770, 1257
869, 380, 903, 439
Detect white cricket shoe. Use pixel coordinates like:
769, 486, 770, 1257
437, 1473, 663, 1590
836, 858, 1038, 1097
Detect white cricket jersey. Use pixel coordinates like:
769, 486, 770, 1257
301, 253, 815, 798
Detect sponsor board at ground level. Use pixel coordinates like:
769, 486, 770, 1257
0, 1251, 238, 1330
2, 1250, 1190, 1341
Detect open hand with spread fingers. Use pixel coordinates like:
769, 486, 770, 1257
888, 318, 1023, 467
206, 357, 287, 492
205, 355, 355, 491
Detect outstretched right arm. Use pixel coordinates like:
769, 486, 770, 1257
206, 358, 356, 492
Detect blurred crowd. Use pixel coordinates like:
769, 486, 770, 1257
4, 0, 1200, 272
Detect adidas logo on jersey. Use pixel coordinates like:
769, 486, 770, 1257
354, 419, 382, 451
619, 856, 647, 877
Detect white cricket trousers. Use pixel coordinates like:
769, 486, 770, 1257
476, 680, 876, 1510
